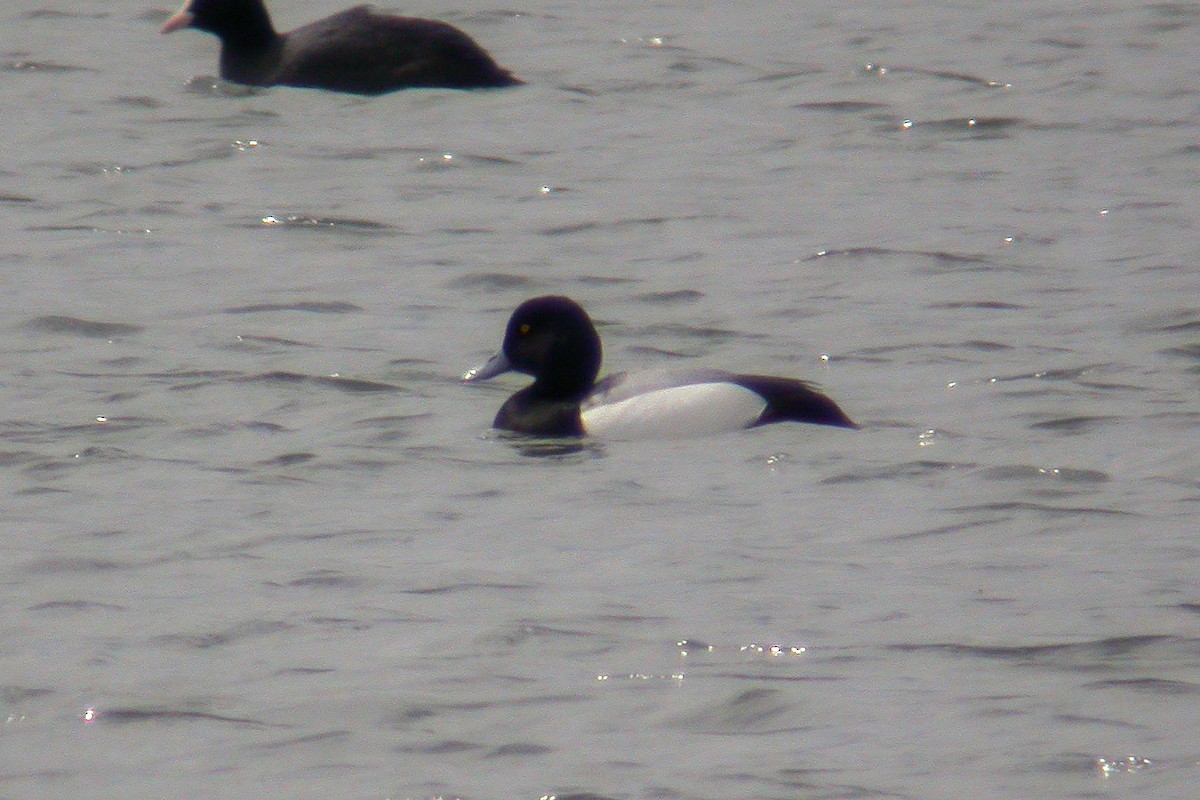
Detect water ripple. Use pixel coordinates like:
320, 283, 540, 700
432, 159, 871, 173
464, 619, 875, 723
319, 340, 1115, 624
947, 501, 1134, 518
1084, 677, 1200, 695
892, 635, 1176, 668
224, 301, 362, 314
863, 62, 1013, 89
238, 372, 401, 394
256, 214, 399, 233
23, 316, 144, 338
1027, 415, 1118, 434
807, 246, 998, 272
666, 687, 798, 735
1, 59, 91, 73
977, 465, 1111, 483
96, 707, 275, 728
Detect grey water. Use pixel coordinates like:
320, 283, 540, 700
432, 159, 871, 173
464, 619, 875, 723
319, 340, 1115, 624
2, 1, 1199, 798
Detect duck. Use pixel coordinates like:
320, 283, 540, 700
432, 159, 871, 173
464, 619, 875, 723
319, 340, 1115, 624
159, 0, 522, 94
462, 296, 858, 438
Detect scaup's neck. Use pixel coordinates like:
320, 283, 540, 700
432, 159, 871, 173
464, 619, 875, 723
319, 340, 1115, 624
522, 326, 601, 401
494, 388, 586, 436
529, 366, 595, 402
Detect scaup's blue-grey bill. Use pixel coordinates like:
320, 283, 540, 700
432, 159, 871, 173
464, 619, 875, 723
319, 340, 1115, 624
160, 0, 522, 94
463, 296, 858, 439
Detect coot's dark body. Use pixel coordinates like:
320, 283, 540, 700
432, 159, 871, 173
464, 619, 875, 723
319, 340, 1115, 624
161, 0, 521, 94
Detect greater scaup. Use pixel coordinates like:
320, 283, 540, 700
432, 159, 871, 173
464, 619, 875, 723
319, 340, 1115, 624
463, 296, 858, 438
160, 0, 522, 94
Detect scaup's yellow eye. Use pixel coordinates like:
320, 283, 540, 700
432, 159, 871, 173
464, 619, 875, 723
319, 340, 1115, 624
519, 323, 531, 335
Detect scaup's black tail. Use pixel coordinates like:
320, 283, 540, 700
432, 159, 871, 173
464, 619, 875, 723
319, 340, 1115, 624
738, 375, 858, 429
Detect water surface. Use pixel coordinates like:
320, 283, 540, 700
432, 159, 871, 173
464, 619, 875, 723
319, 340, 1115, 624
2, 2, 1199, 798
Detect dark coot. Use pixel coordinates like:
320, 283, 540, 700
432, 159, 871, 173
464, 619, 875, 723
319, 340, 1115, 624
160, 0, 522, 94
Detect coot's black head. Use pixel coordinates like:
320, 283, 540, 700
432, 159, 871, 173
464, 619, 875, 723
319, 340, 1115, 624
161, 0, 275, 43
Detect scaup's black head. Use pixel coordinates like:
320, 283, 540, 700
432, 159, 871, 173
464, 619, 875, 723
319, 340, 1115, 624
469, 296, 602, 399
462, 296, 602, 436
